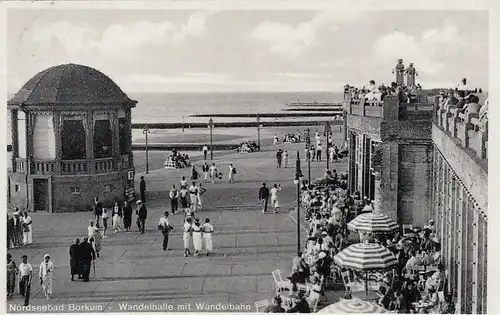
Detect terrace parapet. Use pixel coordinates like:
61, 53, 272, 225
434, 97, 488, 161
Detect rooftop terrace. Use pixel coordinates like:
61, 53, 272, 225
433, 97, 488, 164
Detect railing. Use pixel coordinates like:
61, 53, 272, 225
33, 160, 56, 175
95, 157, 115, 173
13, 155, 131, 175
15, 158, 26, 173
346, 95, 433, 121
61, 159, 88, 175
434, 98, 488, 160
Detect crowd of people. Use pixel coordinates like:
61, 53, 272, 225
7, 209, 33, 250
262, 169, 454, 313
437, 78, 488, 124
7, 253, 55, 305
345, 80, 423, 104
164, 148, 192, 169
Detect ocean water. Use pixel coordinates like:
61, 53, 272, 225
129, 91, 343, 123
5, 92, 343, 144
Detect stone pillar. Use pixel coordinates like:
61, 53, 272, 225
373, 171, 381, 211
25, 113, 34, 175
10, 109, 19, 171
111, 111, 120, 157
85, 111, 95, 173
53, 111, 62, 174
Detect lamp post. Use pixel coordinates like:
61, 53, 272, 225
208, 117, 214, 160
256, 114, 261, 149
294, 151, 304, 253
143, 125, 151, 174
325, 121, 331, 171
306, 127, 311, 184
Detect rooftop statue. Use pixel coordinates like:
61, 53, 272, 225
392, 59, 405, 85
405, 63, 418, 87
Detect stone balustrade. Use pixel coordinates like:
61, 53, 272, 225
13, 155, 133, 175
434, 98, 488, 160
345, 95, 433, 121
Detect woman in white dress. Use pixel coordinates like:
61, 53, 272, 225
192, 219, 203, 257
209, 163, 218, 183
282, 150, 289, 168
112, 201, 122, 233
203, 218, 214, 256
22, 211, 33, 245
188, 182, 199, 213
183, 217, 193, 257
197, 183, 206, 211
39, 254, 54, 300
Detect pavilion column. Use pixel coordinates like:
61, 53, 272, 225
85, 111, 95, 173
111, 111, 120, 170
373, 171, 381, 211
10, 109, 19, 171
52, 111, 62, 174
25, 113, 34, 175
126, 108, 134, 165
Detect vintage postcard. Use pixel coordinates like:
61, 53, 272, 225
1, 0, 492, 313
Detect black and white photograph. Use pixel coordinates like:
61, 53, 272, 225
3, 2, 489, 313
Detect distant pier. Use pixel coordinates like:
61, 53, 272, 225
131, 120, 342, 129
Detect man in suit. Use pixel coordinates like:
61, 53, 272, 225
136, 200, 147, 234
258, 182, 270, 214
93, 197, 103, 228
77, 236, 95, 282
139, 176, 146, 202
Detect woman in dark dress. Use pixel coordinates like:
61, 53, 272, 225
69, 238, 80, 281
122, 201, 133, 232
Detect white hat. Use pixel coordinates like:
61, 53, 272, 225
318, 252, 327, 259
136, 200, 142, 204
44, 254, 50, 259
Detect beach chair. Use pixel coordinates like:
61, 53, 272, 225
306, 296, 320, 312
341, 270, 364, 292
254, 299, 270, 313
164, 159, 176, 169
271, 269, 291, 294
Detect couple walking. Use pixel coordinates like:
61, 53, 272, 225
258, 182, 281, 213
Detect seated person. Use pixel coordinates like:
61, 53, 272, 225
377, 286, 392, 309
286, 290, 310, 313
307, 276, 323, 303
264, 296, 285, 313
462, 94, 481, 115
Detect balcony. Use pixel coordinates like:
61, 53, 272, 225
12, 155, 133, 175
434, 100, 488, 161
345, 95, 434, 121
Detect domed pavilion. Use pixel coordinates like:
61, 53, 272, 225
8, 64, 137, 212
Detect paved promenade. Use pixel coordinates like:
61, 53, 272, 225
7, 133, 347, 313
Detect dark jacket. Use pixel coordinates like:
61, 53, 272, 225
259, 187, 270, 200
286, 298, 310, 313
123, 204, 133, 219
69, 243, 79, 268
138, 204, 147, 219
93, 202, 103, 216
140, 180, 146, 192
78, 241, 96, 263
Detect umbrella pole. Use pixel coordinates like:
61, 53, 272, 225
365, 271, 368, 295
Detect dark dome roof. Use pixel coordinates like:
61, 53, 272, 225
8, 64, 136, 106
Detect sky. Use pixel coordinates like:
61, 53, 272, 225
7, 9, 489, 93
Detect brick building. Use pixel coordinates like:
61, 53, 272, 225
344, 59, 488, 313
7, 64, 137, 212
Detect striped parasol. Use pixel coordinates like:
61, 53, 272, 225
318, 298, 386, 313
347, 212, 399, 233
333, 242, 397, 271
